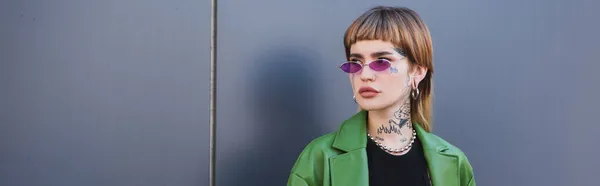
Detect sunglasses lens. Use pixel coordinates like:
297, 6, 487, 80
340, 62, 362, 73
369, 59, 391, 71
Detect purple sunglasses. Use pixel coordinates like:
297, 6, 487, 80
339, 59, 392, 73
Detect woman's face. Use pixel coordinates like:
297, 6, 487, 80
347, 40, 415, 111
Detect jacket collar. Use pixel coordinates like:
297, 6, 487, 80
329, 110, 461, 186
331, 110, 368, 152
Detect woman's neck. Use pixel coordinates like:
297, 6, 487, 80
367, 98, 413, 146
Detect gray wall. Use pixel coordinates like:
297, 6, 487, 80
216, 0, 599, 186
1, 0, 599, 186
0, 0, 210, 186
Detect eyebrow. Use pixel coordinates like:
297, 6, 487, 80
372, 51, 394, 58
349, 51, 395, 59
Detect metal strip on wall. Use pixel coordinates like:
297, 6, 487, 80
209, 0, 217, 185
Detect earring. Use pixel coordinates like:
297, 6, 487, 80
353, 95, 357, 103
411, 88, 420, 100
410, 76, 420, 100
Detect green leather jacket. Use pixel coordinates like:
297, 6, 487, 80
287, 110, 475, 186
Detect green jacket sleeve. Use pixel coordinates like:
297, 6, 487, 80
288, 172, 309, 186
460, 153, 475, 186
468, 175, 475, 186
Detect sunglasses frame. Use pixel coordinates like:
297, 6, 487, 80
339, 59, 393, 74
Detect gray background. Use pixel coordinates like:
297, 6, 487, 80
216, 0, 599, 186
1, 0, 599, 186
0, 0, 210, 186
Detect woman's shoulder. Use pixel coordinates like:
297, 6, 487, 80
288, 131, 342, 185
420, 130, 469, 157
294, 131, 342, 159
412, 123, 465, 154
419, 129, 475, 185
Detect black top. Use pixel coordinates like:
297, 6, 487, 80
366, 136, 430, 186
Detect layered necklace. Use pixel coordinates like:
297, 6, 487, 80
367, 128, 417, 154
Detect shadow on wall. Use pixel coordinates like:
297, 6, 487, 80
222, 47, 324, 186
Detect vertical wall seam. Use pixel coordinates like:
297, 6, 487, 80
209, 0, 217, 185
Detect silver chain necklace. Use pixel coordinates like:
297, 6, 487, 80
367, 128, 417, 154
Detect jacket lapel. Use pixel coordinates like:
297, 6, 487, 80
329, 149, 369, 186
328, 111, 461, 186
416, 124, 460, 186
330, 111, 369, 186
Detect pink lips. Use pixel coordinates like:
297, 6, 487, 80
358, 86, 380, 98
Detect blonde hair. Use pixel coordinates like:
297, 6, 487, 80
344, 6, 434, 132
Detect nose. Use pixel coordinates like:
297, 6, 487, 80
360, 63, 376, 81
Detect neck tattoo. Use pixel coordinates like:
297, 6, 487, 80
368, 129, 416, 154
376, 100, 411, 135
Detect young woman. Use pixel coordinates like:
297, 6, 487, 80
288, 6, 475, 186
